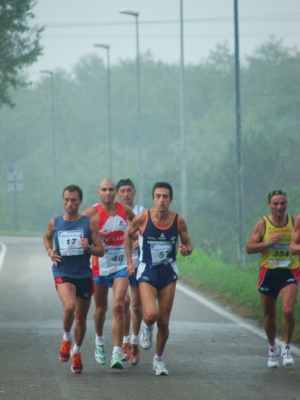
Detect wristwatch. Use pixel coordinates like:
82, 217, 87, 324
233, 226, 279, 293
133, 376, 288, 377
86, 245, 91, 251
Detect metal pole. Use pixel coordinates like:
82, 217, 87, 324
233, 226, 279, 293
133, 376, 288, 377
106, 47, 113, 178
119, 9, 143, 204
41, 70, 58, 217
14, 190, 17, 231
179, 0, 187, 218
135, 15, 143, 205
233, 0, 245, 267
50, 73, 58, 217
94, 44, 113, 178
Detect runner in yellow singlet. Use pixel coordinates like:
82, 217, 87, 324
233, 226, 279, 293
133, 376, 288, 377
246, 190, 299, 369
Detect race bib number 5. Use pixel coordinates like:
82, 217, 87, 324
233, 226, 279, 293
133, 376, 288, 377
150, 243, 172, 265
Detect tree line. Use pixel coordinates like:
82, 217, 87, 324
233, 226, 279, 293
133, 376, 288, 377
0, 38, 299, 264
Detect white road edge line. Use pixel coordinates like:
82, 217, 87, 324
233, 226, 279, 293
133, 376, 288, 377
0, 243, 7, 272
177, 281, 300, 357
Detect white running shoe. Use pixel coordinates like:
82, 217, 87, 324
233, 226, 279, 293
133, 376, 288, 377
110, 352, 123, 369
281, 345, 294, 366
153, 359, 168, 376
95, 343, 106, 364
140, 325, 153, 350
268, 345, 279, 368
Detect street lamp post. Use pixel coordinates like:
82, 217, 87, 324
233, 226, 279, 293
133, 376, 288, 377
119, 8, 143, 205
40, 70, 58, 216
179, 0, 187, 219
94, 43, 113, 178
233, 0, 245, 267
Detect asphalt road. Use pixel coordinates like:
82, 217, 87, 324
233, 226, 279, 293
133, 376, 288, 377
0, 236, 300, 400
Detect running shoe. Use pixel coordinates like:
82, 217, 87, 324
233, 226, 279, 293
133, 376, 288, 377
71, 350, 83, 374
129, 344, 140, 365
140, 325, 153, 350
153, 359, 168, 376
95, 343, 106, 364
59, 339, 71, 362
121, 342, 131, 361
110, 352, 123, 369
267, 345, 279, 368
281, 345, 294, 366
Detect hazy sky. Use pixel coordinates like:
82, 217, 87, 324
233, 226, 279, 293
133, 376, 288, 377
28, 0, 300, 80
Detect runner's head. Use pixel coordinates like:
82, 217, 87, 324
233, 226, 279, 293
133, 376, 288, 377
267, 190, 287, 218
116, 178, 136, 208
152, 182, 173, 213
62, 185, 83, 214
152, 182, 173, 200
97, 178, 116, 205
63, 184, 83, 200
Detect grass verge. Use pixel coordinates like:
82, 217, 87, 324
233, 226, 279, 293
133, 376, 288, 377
177, 249, 300, 343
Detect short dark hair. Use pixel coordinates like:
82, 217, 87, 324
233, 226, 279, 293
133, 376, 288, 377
116, 178, 135, 190
63, 184, 83, 200
152, 182, 173, 199
268, 190, 287, 203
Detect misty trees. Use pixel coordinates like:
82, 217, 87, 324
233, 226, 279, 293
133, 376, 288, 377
0, 0, 43, 107
0, 39, 299, 263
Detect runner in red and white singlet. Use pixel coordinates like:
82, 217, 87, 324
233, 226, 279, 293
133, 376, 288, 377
82, 178, 135, 370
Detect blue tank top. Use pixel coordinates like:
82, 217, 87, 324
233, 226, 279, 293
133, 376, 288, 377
52, 215, 92, 279
139, 210, 179, 266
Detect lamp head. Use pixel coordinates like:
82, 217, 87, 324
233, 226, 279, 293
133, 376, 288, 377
119, 8, 139, 16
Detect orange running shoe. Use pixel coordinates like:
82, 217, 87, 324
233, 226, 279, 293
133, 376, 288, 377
59, 339, 71, 362
71, 350, 83, 374
121, 342, 131, 361
129, 344, 140, 365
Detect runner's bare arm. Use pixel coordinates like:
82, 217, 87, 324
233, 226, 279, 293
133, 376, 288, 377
178, 216, 193, 257
246, 218, 267, 254
88, 216, 105, 257
43, 218, 62, 266
290, 214, 300, 255
81, 206, 97, 217
124, 204, 136, 222
125, 213, 146, 275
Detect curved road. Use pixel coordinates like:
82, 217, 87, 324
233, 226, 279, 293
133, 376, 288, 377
0, 236, 299, 400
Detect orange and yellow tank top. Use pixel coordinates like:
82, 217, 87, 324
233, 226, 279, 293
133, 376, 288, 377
260, 215, 298, 269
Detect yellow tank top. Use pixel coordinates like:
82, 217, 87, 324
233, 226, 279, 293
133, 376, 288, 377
260, 214, 298, 269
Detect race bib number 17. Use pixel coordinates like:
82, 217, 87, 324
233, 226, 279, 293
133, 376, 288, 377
58, 229, 84, 256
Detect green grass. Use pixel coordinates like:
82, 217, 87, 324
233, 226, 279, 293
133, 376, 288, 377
177, 249, 300, 343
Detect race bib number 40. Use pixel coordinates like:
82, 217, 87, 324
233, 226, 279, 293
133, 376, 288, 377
58, 230, 84, 256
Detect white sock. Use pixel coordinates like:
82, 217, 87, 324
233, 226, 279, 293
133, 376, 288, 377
154, 354, 162, 362
63, 331, 71, 340
96, 335, 105, 345
123, 335, 130, 343
130, 334, 138, 344
113, 346, 121, 354
144, 322, 154, 331
73, 344, 81, 354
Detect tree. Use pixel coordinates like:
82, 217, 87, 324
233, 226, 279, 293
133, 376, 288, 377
0, 0, 43, 107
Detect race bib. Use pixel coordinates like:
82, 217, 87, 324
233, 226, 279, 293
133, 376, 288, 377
268, 243, 292, 267
58, 229, 84, 256
105, 247, 126, 267
150, 243, 173, 265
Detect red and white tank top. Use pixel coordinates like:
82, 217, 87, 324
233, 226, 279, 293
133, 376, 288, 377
91, 201, 128, 276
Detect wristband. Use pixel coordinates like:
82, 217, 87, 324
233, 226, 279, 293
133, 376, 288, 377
186, 245, 192, 255
265, 240, 270, 247
47, 248, 53, 255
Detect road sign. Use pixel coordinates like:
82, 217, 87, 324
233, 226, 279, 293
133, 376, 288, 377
7, 166, 23, 192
